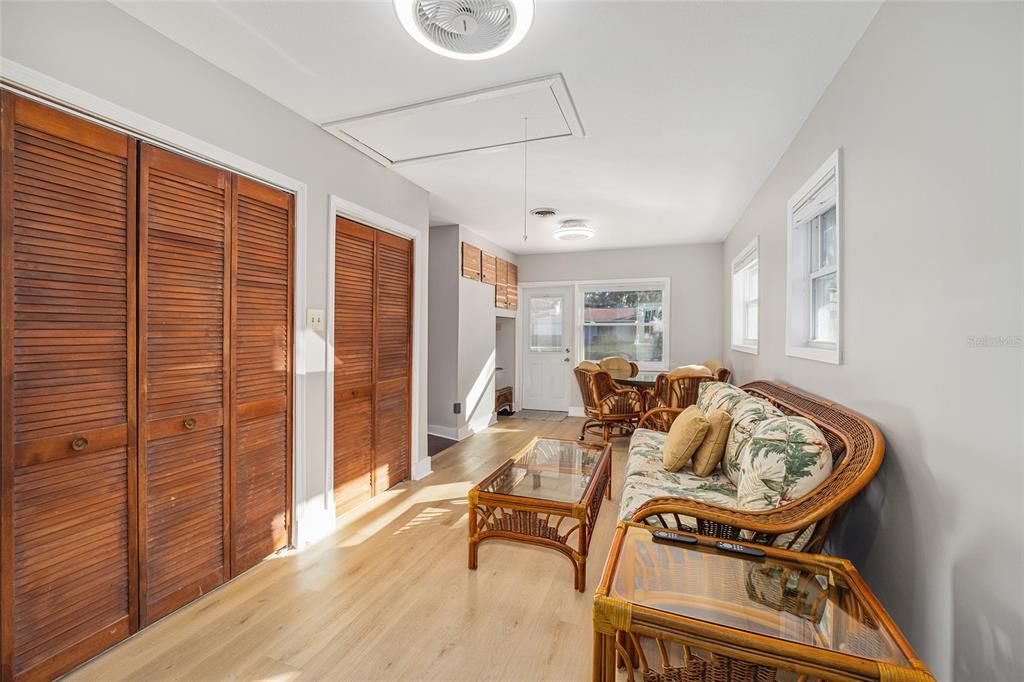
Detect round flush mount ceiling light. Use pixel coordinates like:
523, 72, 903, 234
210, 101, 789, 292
553, 219, 595, 241
394, 0, 535, 61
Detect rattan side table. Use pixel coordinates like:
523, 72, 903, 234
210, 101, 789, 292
593, 522, 934, 682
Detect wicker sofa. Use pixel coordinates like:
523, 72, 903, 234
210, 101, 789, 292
619, 380, 884, 553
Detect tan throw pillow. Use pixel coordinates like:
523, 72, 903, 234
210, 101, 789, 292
691, 409, 732, 476
599, 356, 633, 379
576, 360, 601, 372
663, 405, 710, 472
668, 364, 712, 378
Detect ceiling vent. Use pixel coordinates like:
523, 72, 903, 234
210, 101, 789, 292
530, 207, 558, 218
395, 0, 535, 61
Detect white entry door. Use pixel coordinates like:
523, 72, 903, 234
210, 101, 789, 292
522, 287, 572, 411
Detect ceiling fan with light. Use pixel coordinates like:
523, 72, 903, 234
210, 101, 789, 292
393, 0, 535, 61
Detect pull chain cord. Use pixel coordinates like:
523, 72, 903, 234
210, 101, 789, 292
522, 117, 528, 242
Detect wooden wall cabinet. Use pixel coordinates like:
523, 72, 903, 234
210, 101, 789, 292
457, 241, 518, 311
1, 93, 293, 680
495, 258, 508, 308
507, 263, 519, 310
461, 241, 481, 280
480, 252, 497, 285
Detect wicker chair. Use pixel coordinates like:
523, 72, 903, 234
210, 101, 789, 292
632, 381, 885, 553
574, 365, 644, 442
701, 359, 732, 384
597, 356, 639, 380
645, 366, 716, 410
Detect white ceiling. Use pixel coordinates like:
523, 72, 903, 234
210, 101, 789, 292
112, 0, 879, 255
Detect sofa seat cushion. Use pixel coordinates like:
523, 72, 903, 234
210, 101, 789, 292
620, 429, 738, 522
621, 427, 819, 550
623, 428, 670, 478
619, 467, 739, 522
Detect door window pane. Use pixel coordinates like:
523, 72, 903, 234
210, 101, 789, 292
811, 272, 838, 343
529, 296, 562, 352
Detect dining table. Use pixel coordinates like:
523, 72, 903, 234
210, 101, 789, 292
613, 371, 660, 391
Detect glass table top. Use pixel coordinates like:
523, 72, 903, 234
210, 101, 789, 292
479, 438, 608, 504
609, 526, 910, 665
615, 372, 660, 385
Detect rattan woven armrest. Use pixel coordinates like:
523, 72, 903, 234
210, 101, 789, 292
631, 495, 831, 537
638, 407, 682, 431
599, 386, 643, 413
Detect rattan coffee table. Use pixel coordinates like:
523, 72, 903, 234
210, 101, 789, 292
593, 522, 934, 681
468, 437, 612, 592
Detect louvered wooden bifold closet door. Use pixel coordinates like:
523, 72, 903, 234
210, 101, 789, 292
333, 218, 412, 515
1, 94, 293, 680
1, 94, 137, 680
333, 219, 375, 515
373, 231, 412, 490
230, 177, 292, 575
138, 144, 231, 625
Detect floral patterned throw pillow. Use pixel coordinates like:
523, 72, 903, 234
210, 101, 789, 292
721, 397, 784, 485
696, 382, 748, 416
736, 416, 832, 511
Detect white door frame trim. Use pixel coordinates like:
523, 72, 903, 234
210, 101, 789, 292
325, 194, 431, 521
515, 283, 576, 413
0, 59, 316, 545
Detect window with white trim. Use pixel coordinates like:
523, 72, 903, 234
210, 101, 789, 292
731, 237, 759, 354
576, 279, 669, 370
787, 150, 841, 364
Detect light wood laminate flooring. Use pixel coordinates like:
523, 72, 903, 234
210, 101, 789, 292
66, 416, 627, 681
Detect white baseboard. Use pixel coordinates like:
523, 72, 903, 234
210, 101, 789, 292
294, 502, 336, 548
427, 424, 460, 440
412, 457, 433, 481
568, 406, 586, 418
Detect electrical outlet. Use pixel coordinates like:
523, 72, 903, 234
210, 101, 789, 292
453, 402, 461, 414
306, 308, 325, 332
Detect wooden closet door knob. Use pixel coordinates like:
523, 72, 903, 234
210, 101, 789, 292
71, 437, 89, 452
183, 417, 197, 430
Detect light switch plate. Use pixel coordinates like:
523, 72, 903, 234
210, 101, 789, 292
306, 308, 325, 332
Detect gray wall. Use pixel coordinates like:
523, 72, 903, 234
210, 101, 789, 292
1, 1, 430, 541
458, 279, 497, 435
719, 4, 1023, 680
427, 225, 459, 431
427, 225, 518, 436
517, 243, 724, 409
